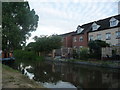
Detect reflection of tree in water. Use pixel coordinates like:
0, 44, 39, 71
17, 61, 120, 88
33, 62, 61, 84
59, 64, 119, 88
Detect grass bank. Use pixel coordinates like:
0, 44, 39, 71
2, 63, 47, 88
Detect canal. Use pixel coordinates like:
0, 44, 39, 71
11, 60, 120, 89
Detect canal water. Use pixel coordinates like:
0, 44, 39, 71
12, 60, 120, 89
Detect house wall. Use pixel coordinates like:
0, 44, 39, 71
88, 27, 120, 46
102, 46, 120, 58
72, 33, 88, 48
62, 34, 73, 48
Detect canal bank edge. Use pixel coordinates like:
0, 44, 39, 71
2, 63, 48, 89
46, 58, 120, 69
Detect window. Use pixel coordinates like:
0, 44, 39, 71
92, 25, 97, 31
110, 17, 119, 27
77, 26, 84, 34
79, 46, 83, 48
73, 46, 76, 49
106, 33, 111, 40
77, 28, 84, 33
116, 31, 120, 39
79, 36, 83, 42
89, 35, 94, 41
110, 20, 117, 27
73, 37, 77, 42
97, 34, 101, 40
92, 22, 100, 31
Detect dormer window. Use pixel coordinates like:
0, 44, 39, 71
110, 17, 119, 27
77, 25, 84, 34
92, 22, 100, 31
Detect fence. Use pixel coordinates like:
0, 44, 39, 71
102, 46, 120, 60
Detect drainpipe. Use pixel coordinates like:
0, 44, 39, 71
66, 37, 67, 48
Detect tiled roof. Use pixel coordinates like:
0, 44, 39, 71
73, 14, 120, 36
59, 31, 76, 36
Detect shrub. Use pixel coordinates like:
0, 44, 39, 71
13, 50, 43, 61
72, 49, 79, 59
88, 40, 110, 59
79, 47, 89, 60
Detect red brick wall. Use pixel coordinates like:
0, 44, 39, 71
62, 32, 88, 48
72, 32, 88, 48
62, 34, 73, 48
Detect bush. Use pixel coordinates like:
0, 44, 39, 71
79, 47, 89, 60
72, 47, 89, 60
72, 49, 79, 59
13, 50, 44, 61
88, 40, 110, 59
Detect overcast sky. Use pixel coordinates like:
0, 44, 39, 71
26, 0, 119, 44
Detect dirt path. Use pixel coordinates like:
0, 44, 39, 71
2, 64, 47, 89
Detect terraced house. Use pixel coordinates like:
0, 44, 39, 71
88, 14, 120, 46
72, 23, 92, 48
61, 14, 120, 48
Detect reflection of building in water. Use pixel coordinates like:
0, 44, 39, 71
102, 72, 119, 88
102, 73, 112, 83
52, 64, 55, 72
53, 63, 120, 88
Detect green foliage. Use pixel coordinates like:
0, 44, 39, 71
72, 49, 79, 59
2, 2, 39, 50
13, 50, 43, 61
25, 42, 35, 51
79, 47, 89, 60
88, 40, 110, 59
31, 35, 62, 55
72, 47, 89, 60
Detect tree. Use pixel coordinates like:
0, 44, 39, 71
26, 42, 35, 51
32, 35, 62, 55
88, 40, 110, 59
2, 2, 39, 50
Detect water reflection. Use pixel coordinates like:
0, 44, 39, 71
16, 61, 120, 88
19, 63, 34, 80
42, 80, 76, 88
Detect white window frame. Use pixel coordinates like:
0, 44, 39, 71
110, 17, 119, 27
77, 26, 84, 34
73, 46, 76, 49
97, 34, 101, 40
106, 33, 111, 40
79, 36, 83, 42
89, 35, 94, 41
73, 37, 77, 42
92, 22, 100, 31
79, 46, 83, 49
116, 31, 120, 39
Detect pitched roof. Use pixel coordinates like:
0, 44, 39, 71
89, 14, 120, 32
59, 31, 76, 37
72, 22, 92, 36
73, 14, 120, 36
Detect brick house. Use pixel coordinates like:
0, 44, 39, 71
60, 14, 120, 48
54, 14, 120, 58
72, 23, 92, 48
88, 14, 120, 46
60, 31, 75, 48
